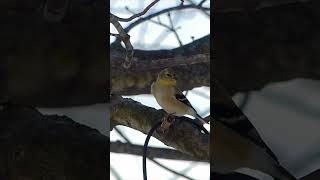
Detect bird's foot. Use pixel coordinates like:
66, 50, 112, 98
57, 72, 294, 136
160, 113, 176, 131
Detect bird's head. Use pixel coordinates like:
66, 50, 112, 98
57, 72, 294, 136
157, 68, 177, 85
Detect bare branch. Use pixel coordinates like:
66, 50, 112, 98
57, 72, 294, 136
110, 13, 134, 68
111, 97, 210, 160
125, 7, 183, 47
112, 53, 209, 70
111, 60, 209, 95
198, 0, 208, 6
113, 127, 197, 180
167, 12, 183, 47
122, 4, 209, 32
110, 141, 207, 162
150, 159, 196, 180
111, 36, 210, 95
111, 0, 161, 22
111, 4, 210, 46
185, 0, 210, 17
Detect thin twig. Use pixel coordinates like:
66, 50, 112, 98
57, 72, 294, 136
124, 4, 209, 33
113, 127, 197, 179
110, 13, 134, 68
185, 0, 209, 17
167, 12, 183, 47
111, 3, 209, 46
108, 0, 164, 68
126, 7, 183, 47
198, 0, 207, 6
112, 0, 161, 22
149, 156, 196, 180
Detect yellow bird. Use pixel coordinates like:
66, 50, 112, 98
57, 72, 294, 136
151, 68, 208, 125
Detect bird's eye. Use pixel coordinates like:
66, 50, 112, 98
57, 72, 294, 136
166, 73, 171, 77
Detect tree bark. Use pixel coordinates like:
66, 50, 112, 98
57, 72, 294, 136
111, 97, 210, 160
111, 36, 210, 95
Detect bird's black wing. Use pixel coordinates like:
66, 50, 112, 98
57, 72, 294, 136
175, 89, 196, 111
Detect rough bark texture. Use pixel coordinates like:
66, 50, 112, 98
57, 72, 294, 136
111, 97, 209, 160
111, 36, 210, 95
214, 0, 320, 95
1, 0, 107, 107
0, 104, 107, 180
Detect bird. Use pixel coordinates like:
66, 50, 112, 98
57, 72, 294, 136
151, 68, 208, 125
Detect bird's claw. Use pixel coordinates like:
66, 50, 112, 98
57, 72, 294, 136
160, 113, 176, 131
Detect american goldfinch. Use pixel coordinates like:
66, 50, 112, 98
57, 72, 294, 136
151, 68, 208, 125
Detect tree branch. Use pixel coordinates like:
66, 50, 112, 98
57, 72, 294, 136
123, 4, 210, 33
110, 13, 134, 68
113, 127, 197, 180
111, 97, 209, 160
111, 3, 210, 46
110, 141, 207, 162
126, 7, 183, 47
111, 36, 210, 95
111, 0, 161, 22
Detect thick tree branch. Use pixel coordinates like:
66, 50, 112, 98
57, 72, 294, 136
111, 36, 210, 95
110, 141, 207, 162
111, 97, 209, 160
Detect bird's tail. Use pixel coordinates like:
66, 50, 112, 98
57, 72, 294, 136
196, 114, 209, 125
